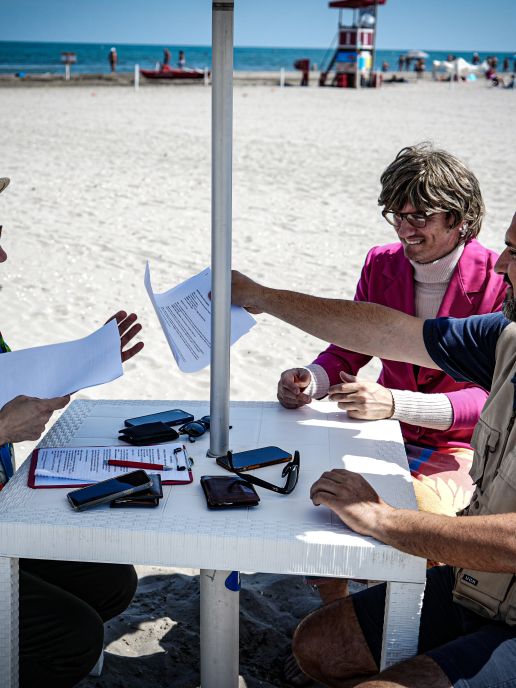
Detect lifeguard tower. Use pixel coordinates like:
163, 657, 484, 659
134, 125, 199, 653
319, 0, 386, 88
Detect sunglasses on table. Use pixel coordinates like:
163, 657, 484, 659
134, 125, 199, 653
382, 209, 437, 229
225, 450, 300, 495
178, 416, 232, 442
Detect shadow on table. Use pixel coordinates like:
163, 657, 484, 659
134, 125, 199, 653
80, 570, 357, 688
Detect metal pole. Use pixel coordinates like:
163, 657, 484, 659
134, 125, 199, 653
65, 63, 70, 81
371, 0, 378, 86
280, 67, 285, 87
209, 0, 234, 459
200, 569, 240, 688
134, 64, 140, 91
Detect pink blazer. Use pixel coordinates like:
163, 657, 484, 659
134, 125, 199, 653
312, 240, 507, 449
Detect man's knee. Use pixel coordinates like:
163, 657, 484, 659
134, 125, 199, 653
293, 597, 377, 683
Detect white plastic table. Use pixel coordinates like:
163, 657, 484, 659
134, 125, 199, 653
0, 399, 426, 688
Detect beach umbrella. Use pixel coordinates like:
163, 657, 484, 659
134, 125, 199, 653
202, 4, 238, 688
405, 49, 429, 59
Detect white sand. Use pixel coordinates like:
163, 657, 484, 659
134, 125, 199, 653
1, 79, 515, 686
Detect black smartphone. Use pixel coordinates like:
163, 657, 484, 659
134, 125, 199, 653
67, 470, 152, 511
124, 409, 194, 428
201, 475, 260, 508
110, 474, 163, 508
216, 446, 292, 472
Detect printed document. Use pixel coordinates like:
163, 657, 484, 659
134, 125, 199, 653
145, 263, 255, 372
0, 320, 123, 408
32, 444, 190, 486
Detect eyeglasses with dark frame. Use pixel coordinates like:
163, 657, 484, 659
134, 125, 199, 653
382, 209, 436, 229
225, 450, 300, 495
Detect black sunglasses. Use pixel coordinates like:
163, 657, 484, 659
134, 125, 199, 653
178, 416, 232, 443
225, 450, 300, 495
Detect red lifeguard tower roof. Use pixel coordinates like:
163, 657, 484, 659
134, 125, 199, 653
329, 0, 386, 8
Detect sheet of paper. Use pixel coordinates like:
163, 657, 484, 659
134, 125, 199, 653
33, 444, 190, 485
0, 321, 123, 408
145, 263, 256, 373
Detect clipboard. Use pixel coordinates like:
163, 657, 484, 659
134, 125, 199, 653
27, 445, 194, 489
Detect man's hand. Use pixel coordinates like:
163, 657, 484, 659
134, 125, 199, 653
310, 468, 392, 536
106, 311, 144, 363
0, 395, 70, 444
277, 368, 312, 408
328, 371, 394, 420
230, 271, 266, 314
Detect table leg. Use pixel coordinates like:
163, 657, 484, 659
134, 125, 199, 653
200, 569, 240, 688
0, 556, 19, 688
380, 581, 425, 671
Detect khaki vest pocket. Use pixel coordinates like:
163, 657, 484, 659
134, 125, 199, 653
498, 448, 516, 490
453, 568, 515, 619
469, 421, 501, 486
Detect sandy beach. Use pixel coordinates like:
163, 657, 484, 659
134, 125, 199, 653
1, 78, 515, 686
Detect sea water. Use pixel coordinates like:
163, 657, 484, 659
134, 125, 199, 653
0, 41, 512, 76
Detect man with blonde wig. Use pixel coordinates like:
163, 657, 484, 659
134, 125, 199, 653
278, 144, 505, 563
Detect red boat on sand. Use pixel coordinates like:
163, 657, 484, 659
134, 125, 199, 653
140, 65, 206, 80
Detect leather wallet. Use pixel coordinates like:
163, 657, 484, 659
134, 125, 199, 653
110, 474, 163, 508
200, 475, 260, 509
118, 422, 180, 445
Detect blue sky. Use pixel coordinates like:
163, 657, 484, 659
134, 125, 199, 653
1, 0, 515, 51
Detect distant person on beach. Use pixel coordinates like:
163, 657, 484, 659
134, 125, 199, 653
503, 56, 510, 72
163, 47, 171, 67
381, 60, 389, 72
414, 57, 425, 78
0, 176, 144, 687
398, 54, 405, 71
108, 46, 117, 72
472, 51, 481, 65
178, 50, 186, 68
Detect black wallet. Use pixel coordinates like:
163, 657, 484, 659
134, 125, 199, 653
118, 422, 180, 445
110, 474, 163, 508
200, 475, 260, 509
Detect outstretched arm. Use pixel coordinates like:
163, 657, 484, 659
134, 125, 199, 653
231, 271, 438, 370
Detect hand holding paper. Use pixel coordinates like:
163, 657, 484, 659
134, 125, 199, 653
145, 263, 255, 373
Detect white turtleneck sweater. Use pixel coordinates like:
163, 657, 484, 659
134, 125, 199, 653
304, 243, 465, 431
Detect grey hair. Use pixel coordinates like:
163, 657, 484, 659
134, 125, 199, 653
378, 143, 484, 241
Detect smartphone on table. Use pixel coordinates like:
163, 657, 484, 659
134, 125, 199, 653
67, 470, 152, 511
216, 446, 292, 472
124, 409, 194, 428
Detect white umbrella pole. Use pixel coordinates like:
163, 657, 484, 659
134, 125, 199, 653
209, 1, 234, 461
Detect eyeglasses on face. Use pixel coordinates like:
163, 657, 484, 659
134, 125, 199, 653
382, 209, 435, 229
225, 450, 300, 495
178, 416, 232, 443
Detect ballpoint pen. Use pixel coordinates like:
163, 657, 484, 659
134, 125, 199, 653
106, 459, 174, 471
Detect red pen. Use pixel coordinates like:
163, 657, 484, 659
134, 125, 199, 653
106, 459, 173, 471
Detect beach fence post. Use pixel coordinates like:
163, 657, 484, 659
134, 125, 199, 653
280, 67, 285, 87
200, 570, 240, 688
134, 64, 140, 91
209, 0, 234, 463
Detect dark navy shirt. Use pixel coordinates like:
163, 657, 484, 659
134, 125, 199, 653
423, 312, 511, 392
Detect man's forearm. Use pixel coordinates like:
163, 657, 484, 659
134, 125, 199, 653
371, 507, 516, 572
256, 286, 436, 369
